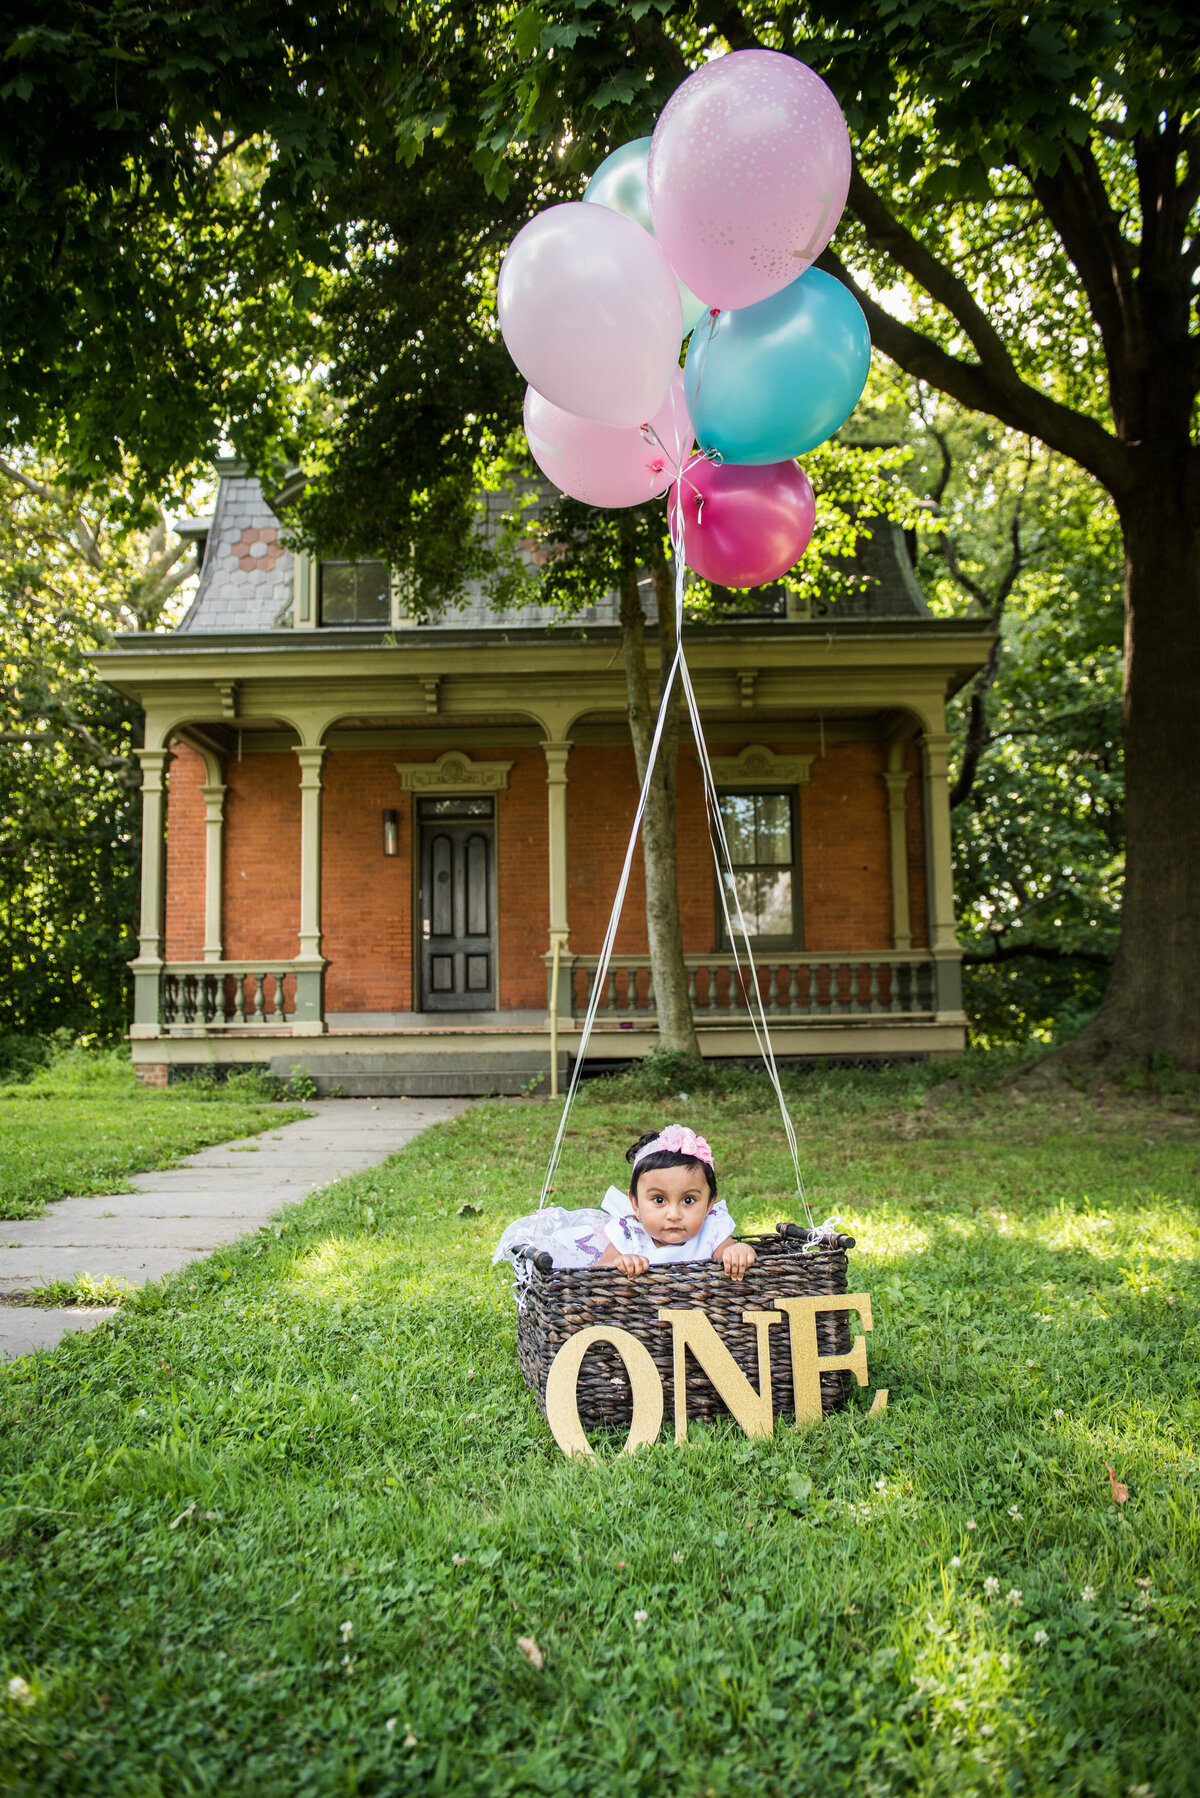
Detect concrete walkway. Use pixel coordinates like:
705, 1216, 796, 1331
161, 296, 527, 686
0, 1097, 473, 1361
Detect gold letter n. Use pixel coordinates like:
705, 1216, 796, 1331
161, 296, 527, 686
657, 1307, 782, 1444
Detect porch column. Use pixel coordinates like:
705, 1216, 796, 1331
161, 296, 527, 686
201, 780, 227, 962
293, 744, 327, 1033
130, 748, 169, 1033
542, 738, 573, 1019
920, 731, 964, 1014
882, 760, 913, 953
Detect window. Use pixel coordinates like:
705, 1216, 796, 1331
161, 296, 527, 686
417, 796, 495, 820
318, 559, 390, 625
716, 790, 801, 946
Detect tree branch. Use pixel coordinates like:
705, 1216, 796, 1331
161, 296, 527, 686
1026, 142, 1139, 375
819, 243, 1130, 498
962, 941, 1113, 967
0, 457, 59, 504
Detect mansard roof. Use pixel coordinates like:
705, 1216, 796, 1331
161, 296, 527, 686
172, 461, 931, 636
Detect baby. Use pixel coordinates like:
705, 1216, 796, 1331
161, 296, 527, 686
493, 1123, 756, 1282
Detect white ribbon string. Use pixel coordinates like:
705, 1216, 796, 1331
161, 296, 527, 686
678, 652, 813, 1228
538, 637, 684, 1208
537, 433, 814, 1233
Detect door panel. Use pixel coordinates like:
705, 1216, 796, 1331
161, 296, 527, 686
420, 820, 496, 1010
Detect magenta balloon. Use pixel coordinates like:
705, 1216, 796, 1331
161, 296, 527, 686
667, 459, 815, 587
497, 203, 682, 426
524, 372, 693, 510
648, 50, 851, 311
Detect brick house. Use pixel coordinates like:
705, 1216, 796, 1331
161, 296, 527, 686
95, 459, 993, 1094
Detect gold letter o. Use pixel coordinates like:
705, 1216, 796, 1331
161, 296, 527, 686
544, 1326, 664, 1459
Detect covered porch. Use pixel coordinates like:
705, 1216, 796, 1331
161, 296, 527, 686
98, 617, 988, 1093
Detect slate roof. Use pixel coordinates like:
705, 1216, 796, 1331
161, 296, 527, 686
172, 465, 929, 634
176, 461, 294, 633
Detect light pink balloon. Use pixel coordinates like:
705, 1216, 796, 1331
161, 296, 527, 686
497, 202, 682, 427
524, 372, 693, 510
667, 458, 815, 587
648, 50, 851, 311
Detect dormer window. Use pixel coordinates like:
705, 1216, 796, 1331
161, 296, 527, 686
318, 559, 390, 625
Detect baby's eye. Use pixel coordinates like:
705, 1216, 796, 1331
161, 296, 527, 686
682, 1195, 698, 1206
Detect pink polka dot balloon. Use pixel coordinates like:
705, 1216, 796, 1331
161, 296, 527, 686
648, 50, 851, 312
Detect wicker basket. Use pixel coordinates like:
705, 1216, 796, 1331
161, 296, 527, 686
515, 1222, 856, 1433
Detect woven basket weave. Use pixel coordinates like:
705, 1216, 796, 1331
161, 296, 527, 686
515, 1222, 856, 1432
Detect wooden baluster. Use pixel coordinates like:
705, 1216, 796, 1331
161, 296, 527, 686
234, 974, 247, 1024
252, 974, 266, 1023
785, 963, 798, 1013
277, 971, 289, 1021
162, 974, 177, 1025
867, 962, 881, 1014
606, 966, 619, 1014
687, 965, 699, 1013
645, 964, 655, 1015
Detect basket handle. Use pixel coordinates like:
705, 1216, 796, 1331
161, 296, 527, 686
511, 1243, 554, 1275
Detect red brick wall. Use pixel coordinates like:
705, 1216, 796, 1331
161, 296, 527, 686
319, 746, 548, 1013
322, 752, 414, 1012
159, 730, 929, 999
164, 742, 206, 959
566, 737, 910, 956
790, 739, 893, 953
496, 747, 549, 1009
223, 751, 301, 962
565, 745, 713, 955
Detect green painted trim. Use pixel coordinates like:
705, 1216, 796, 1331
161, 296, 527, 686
932, 956, 964, 1014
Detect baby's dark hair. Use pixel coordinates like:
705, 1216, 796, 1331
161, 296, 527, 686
626, 1128, 718, 1200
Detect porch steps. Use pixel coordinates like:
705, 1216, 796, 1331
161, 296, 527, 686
267, 1048, 570, 1099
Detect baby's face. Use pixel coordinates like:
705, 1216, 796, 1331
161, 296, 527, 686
629, 1164, 713, 1246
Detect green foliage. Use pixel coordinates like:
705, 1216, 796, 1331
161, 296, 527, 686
0, 2, 411, 485
285, 1066, 319, 1103
0, 1083, 1198, 1793
0, 1034, 55, 1085
0, 458, 205, 1037
2, 1274, 137, 1310
884, 387, 1126, 1044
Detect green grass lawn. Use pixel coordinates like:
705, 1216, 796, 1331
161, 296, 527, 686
0, 1051, 310, 1220
1, 1067, 1198, 1795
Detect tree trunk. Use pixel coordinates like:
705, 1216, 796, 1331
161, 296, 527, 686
1057, 478, 1200, 1072
617, 518, 701, 1059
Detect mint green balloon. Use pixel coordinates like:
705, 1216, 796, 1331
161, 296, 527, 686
585, 138, 708, 339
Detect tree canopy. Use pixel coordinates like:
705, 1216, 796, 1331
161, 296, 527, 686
3, 1, 1196, 1065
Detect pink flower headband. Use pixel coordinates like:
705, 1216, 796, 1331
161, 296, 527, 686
633, 1124, 714, 1170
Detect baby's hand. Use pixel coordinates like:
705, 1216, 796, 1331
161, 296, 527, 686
720, 1241, 756, 1283
613, 1252, 650, 1278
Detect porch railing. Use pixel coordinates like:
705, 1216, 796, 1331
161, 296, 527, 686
567, 953, 937, 1020
160, 964, 295, 1028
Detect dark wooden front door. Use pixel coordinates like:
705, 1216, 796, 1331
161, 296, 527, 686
419, 805, 496, 1010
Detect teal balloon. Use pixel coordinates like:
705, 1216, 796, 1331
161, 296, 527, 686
684, 270, 870, 463
585, 138, 708, 339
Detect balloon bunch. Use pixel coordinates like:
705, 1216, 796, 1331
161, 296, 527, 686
497, 50, 870, 591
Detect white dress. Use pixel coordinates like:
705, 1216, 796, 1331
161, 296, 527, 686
492, 1185, 735, 1275
599, 1185, 735, 1264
